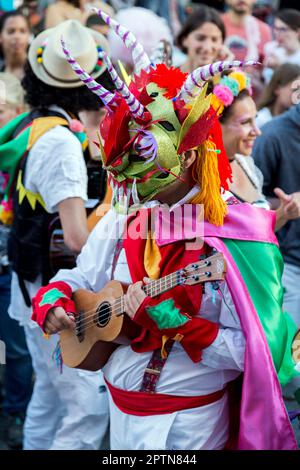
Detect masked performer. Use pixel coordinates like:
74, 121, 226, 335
32, 10, 299, 450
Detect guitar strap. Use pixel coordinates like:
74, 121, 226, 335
111, 235, 174, 393
139, 340, 174, 393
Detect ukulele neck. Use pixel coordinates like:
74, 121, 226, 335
117, 271, 183, 316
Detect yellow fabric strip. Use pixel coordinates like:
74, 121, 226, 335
144, 230, 162, 280
17, 171, 46, 210
27, 117, 68, 150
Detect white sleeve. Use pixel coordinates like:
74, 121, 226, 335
51, 209, 128, 292
200, 282, 246, 372
201, 328, 245, 372
24, 126, 88, 213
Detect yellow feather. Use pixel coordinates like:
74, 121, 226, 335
178, 84, 211, 150
118, 60, 131, 86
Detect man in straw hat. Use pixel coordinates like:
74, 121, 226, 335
0, 19, 113, 449
33, 10, 300, 450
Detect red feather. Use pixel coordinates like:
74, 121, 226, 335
178, 107, 217, 154
174, 97, 189, 123
149, 64, 187, 99
101, 98, 131, 166
132, 69, 151, 91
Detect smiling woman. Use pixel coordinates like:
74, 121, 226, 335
213, 69, 300, 231
0, 10, 30, 80
213, 73, 266, 207
177, 5, 232, 73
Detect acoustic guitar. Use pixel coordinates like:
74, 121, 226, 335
60, 251, 227, 371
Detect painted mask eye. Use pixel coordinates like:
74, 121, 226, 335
157, 172, 169, 179
159, 121, 175, 132
129, 154, 146, 163
150, 92, 159, 97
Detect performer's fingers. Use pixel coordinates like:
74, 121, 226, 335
46, 314, 64, 331
124, 282, 146, 318
131, 281, 147, 303
44, 321, 59, 335
55, 309, 76, 330
274, 187, 292, 204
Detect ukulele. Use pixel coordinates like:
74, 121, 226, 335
60, 251, 226, 371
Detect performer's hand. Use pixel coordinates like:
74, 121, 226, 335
274, 187, 300, 221
44, 307, 76, 334
217, 44, 235, 62
124, 278, 150, 319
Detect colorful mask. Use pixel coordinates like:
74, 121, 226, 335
62, 9, 258, 225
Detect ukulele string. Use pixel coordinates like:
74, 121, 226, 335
60, 270, 218, 346
75, 265, 213, 328
74, 271, 214, 333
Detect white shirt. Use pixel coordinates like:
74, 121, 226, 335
233, 154, 270, 210
52, 190, 247, 450
9, 107, 88, 327
51, 189, 246, 449
52, 190, 246, 396
256, 107, 273, 129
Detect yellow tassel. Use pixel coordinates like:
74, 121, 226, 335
0, 208, 13, 225
161, 335, 170, 359
190, 140, 227, 226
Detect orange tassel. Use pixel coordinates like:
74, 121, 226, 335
190, 140, 227, 226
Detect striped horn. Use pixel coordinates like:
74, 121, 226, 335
180, 60, 259, 102
102, 52, 145, 119
61, 36, 116, 108
92, 8, 151, 74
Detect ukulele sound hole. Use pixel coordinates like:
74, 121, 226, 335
95, 301, 111, 327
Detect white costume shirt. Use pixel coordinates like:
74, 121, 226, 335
52, 189, 246, 449
256, 107, 273, 129
233, 154, 270, 210
9, 106, 88, 327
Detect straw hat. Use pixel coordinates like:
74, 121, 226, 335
28, 19, 109, 88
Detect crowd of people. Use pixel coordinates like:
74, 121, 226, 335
0, 0, 300, 452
